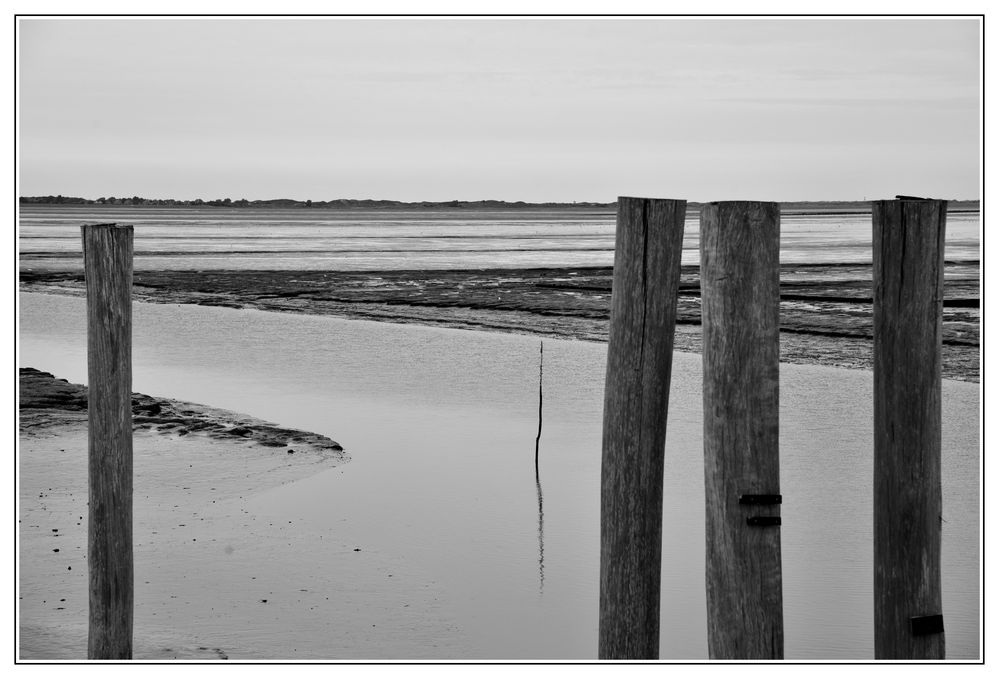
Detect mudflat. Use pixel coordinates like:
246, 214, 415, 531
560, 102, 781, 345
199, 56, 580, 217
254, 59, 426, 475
21, 261, 980, 381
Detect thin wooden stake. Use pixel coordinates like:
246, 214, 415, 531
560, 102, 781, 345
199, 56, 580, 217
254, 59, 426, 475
535, 340, 543, 477
599, 196, 686, 659
82, 223, 134, 659
873, 198, 946, 659
700, 201, 783, 659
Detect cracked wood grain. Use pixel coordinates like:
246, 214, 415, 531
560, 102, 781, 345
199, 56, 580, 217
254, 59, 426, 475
700, 201, 783, 659
599, 197, 686, 659
872, 199, 946, 659
82, 223, 134, 659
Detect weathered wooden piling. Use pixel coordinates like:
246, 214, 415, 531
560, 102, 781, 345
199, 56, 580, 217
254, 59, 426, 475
82, 223, 134, 659
700, 201, 783, 659
599, 196, 687, 659
872, 198, 947, 659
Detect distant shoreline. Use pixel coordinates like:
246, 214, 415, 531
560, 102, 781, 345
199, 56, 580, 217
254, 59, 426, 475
18, 197, 982, 213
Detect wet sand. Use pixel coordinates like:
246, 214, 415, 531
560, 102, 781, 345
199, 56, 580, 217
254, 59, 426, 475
20, 262, 980, 381
18, 369, 463, 659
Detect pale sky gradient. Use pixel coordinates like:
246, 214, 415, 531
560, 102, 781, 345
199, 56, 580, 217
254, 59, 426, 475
17, 17, 981, 202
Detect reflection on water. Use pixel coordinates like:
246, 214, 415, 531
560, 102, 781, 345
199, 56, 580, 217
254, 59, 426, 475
18, 293, 980, 659
536, 475, 545, 596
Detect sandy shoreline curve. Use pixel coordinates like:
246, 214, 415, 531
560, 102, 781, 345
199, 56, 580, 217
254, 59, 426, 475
18, 369, 464, 660
18, 368, 343, 659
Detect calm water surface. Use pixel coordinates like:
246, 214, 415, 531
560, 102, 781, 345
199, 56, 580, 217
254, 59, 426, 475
19, 292, 980, 659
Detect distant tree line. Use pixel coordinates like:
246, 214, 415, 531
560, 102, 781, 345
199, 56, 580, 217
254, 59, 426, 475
19, 195, 249, 207
18, 196, 618, 209
20, 195, 93, 204
18, 195, 981, 212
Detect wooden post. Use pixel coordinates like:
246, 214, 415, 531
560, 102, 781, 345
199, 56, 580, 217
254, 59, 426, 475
872, 198, 946, 659
599, 196, 686, 659
700, 201, 783, 659
82, 223, 134, 659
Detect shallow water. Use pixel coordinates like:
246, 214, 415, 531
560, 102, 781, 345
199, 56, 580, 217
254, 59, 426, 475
19, 205, 980, 271
18, 292, 980, 659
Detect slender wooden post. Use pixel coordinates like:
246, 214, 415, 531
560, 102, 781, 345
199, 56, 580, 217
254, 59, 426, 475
700, 201, 783, 659
535, 340, 543, 477
599, 196, 686, 659
82, 223, 134, 659
872, 198, 946, 659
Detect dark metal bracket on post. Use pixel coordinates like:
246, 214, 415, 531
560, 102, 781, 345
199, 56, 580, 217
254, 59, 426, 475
910, 615, 945, 637
747, 516, 781, 527
739, 494, 782, 505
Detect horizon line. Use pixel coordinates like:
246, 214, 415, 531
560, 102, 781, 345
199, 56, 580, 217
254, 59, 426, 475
18, 195, 982, 205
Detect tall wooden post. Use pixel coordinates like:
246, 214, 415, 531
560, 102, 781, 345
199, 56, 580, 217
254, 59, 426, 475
872, 198, 946, 659
700, 201, 783, 659
82, 223, 134, 659
599, 196, 687, 659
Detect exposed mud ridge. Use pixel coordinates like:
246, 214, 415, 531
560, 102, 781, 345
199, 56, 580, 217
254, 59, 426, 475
20, 261, 979, 381
18, 367, 345, 457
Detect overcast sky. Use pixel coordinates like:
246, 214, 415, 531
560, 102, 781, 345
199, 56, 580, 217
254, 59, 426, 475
17, 17, 981, 202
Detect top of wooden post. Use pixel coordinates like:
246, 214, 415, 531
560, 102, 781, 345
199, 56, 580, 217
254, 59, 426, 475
891, 195, 940, 201
872, 198, 948, 219
701, 200, 779, 207
81, 223, 133, 231
617, 196, 686, 204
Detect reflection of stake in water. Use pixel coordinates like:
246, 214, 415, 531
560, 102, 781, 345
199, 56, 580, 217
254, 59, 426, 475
536, 474, 545, 595
535, 340, 544, 594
